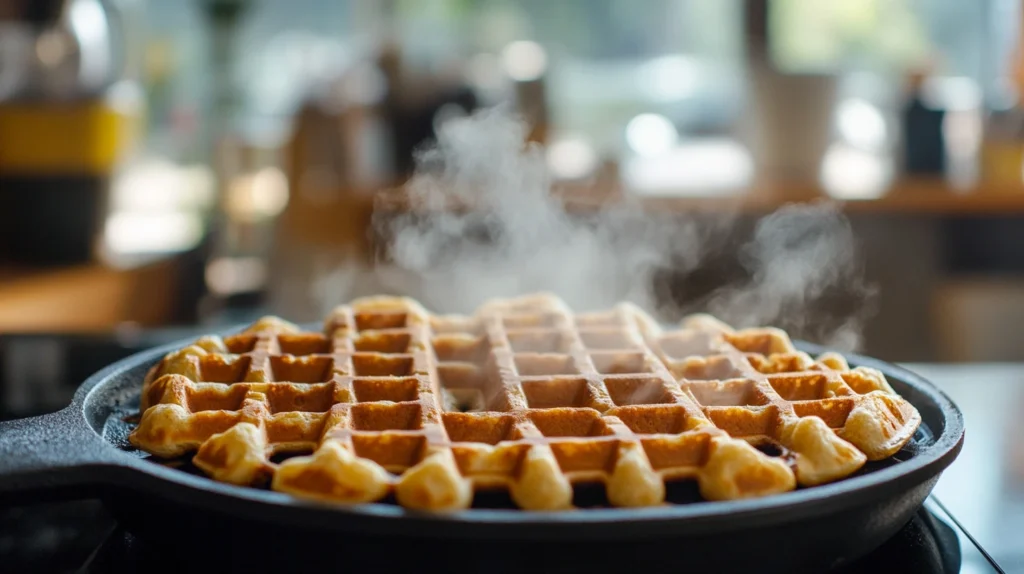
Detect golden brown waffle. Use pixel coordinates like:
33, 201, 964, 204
129, 293, 921, 511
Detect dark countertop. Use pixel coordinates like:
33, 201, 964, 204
905, 363, 1024, 572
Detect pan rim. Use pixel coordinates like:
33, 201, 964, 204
76, 326, 965, 531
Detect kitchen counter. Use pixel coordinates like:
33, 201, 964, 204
905, 363, 1024, 571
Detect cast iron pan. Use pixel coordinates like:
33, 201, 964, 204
0, 331, 964, 574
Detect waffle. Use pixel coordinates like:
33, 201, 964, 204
129, 293, 921, 511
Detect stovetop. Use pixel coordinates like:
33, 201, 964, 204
0, 496, 1003, 573
0, 331, 1009, 573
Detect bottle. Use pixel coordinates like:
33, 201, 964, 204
979, 28, 1024, 186
900, 69, 947, 176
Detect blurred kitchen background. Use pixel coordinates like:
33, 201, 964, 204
3, 0, 1024, 410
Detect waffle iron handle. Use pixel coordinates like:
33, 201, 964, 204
0, 405, 120, 500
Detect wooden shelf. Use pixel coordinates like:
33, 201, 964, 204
567, 178, 1024, 215
0, 259, 179, 332
276, 177, 1024, 257
362, 177, 1024, 216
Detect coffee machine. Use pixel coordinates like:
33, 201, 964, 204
0, 0, 142, 266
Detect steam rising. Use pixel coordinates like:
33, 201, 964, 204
703, 203, 876, 351
364, 107, 875, 351
372, 106, 697, 315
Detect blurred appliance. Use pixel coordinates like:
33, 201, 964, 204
0, 0, 141, 266
377, 42, 481, 178
740, 0, 837, 182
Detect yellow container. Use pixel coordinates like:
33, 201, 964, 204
0, 99, 139, 176
980, 140, 1024, 186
